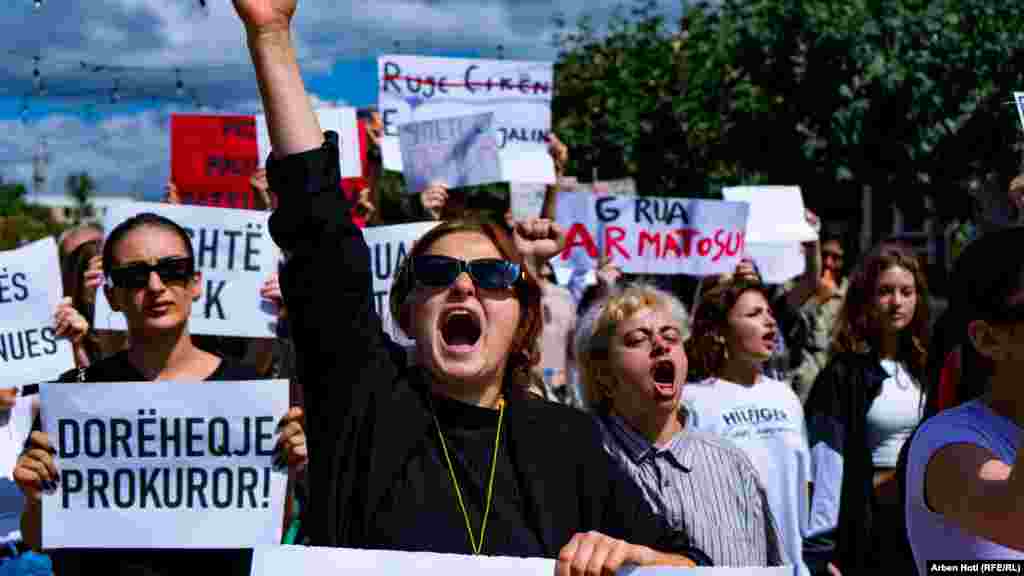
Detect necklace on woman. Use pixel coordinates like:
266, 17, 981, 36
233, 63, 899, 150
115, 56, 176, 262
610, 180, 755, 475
430, 396, 505, 555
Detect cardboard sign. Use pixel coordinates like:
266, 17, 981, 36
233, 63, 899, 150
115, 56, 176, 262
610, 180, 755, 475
93, 202, 281, 338
251, 546, 791, 576
364, 221, 440, 345
256, 107, 363, 179
554, 192, 749, 276
41, 380, 288, 549
1014, 91, 1024, 132
0, 237, 74, 388
171, 114, 258, 209
378, 55, 555, 183
399, 112, 502, 194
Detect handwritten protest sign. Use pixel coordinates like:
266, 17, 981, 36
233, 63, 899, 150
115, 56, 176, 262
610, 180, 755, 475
554, 192, 749, 276
256, 107, 363, 179
41, 380, 288, 548
378, 55, 554, 183
0, 238, 74, 389
366, 221, 440, 345
1015, 92, 1024, 132
251, 546, 790, 576
399, 112, 502, 194
171, 114, 258, 209
93, 202, 280, 338
722, 186, 817, 284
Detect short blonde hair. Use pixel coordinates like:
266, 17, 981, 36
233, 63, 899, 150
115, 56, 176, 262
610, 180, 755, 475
574, 282, 689, 413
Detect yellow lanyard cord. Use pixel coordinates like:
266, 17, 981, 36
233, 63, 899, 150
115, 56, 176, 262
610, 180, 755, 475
431, 397, 505, 555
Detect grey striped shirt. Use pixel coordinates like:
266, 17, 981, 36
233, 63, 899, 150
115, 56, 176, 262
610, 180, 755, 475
597, 413, 783, 568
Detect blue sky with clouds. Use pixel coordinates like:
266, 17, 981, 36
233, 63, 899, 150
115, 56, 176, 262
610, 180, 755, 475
0, 0, 683, 202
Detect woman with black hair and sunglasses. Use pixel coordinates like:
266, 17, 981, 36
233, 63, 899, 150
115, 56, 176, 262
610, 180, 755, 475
13, 212, 306, 576
228, 0, 710, 572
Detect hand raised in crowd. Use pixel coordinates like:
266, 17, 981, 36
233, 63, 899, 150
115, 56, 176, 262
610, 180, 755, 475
84, 255, 104, 292
54, 297, 89, 344
596, 255, 623, 290
275, 407, 307, 472
556, 531, 694, 576
164, 180, 182, 205
260, 273, 283, 306
547, 133, 569, 178
734, 256, 760, 284
231, 0, 296, 33
251, 169, 273, 211
14, 431, 57, 501
420, 182, 448, 220
514, 218, 565, 262
355, 187, 376, 220
0, 388, 17, 411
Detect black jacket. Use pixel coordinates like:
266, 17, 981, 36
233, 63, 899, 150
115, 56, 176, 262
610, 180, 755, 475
266, 134, 711, 563
804, 351, 916, 575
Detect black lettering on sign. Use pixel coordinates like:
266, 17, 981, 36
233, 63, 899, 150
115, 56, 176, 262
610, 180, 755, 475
0, 328, 60, 362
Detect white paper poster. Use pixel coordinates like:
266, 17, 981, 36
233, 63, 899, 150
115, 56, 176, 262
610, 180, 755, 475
554, 192, 749, 276
93, 202, 281, 338
251, 546, 791, 576
0, 237, 75, 388
365, 221, 440, 345
510, 182, 548, 221
1015, 92, 1024, 132
41, 379, 289, 549
378, 55, 555, 183
257, 107, 362, 178
399, 112, 502, 194
742, 243, 807, 285
721, 186, 817, 245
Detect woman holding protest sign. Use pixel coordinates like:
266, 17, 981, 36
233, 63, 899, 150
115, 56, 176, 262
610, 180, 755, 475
683, 274, 812, 576
235, 0, 710, 570
14, 212, 306, 576
574, 281, 783, 567
802, 241, 929, 575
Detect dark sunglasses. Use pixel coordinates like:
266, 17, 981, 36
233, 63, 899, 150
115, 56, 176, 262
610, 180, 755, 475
412, 255, 522, 290
106, 257, 195, 290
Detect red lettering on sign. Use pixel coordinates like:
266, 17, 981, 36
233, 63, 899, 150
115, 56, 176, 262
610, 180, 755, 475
562, 223, 598, 260
638, 230, 661, 257
605, 226, 629, 260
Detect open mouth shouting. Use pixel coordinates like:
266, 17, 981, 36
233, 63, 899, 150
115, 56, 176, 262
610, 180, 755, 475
440, 308, 483, 356
762, 330, 777, 351
650, 359, 678, 399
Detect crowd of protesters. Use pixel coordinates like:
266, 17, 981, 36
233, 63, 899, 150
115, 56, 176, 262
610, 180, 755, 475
0, 1, 1022, 575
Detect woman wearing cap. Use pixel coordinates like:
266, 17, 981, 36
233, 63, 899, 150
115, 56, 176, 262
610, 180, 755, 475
683, 274, 811, 576
802, 241, 930, 575
576, 282, 783, 567
230, 0, 709, 571
905, 226, 1024, 572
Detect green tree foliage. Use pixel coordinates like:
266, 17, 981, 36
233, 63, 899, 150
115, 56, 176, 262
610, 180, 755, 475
552, 0, 1024, 220
65, 171, 96, 225
0, 176, 67, 251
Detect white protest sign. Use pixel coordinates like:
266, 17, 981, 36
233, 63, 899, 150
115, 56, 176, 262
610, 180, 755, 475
510, 182, 548, 221
251, 546, 790, 576
257, 107, 362, 178
41, 379, 288, 549
365, 221, 440, 345
399, 112, 502, 194
0, 237, 74, 388
722, 186, 817, 244
554, 192, 749, 276
742, 243, 806, 285
1015, 92, 1024, 132
93, 202, 280, 338
378, 55, 555, 183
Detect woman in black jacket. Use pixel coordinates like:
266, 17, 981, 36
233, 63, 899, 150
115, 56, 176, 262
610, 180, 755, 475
803, 241, 928, 575
232, 0, 710, 571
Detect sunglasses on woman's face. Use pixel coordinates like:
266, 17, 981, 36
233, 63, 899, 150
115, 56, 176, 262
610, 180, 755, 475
412, 255, 522, 291
106, 256, 195, 290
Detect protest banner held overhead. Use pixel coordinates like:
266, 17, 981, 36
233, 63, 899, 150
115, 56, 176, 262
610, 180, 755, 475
364, 221, 440, 346
171, 115, 258, 209
0, 237, 75, 389
378, 55, 555, 183
554, 192, 749, 276
399, 112, 502, 194
256, 107, 363, 179
93, 202, 281, 339
722, 186, 819, 284
41, 379, 289, 549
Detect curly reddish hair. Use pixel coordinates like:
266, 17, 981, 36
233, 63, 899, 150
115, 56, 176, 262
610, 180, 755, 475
832, 241, 930, 382
685, 274, 771, 382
